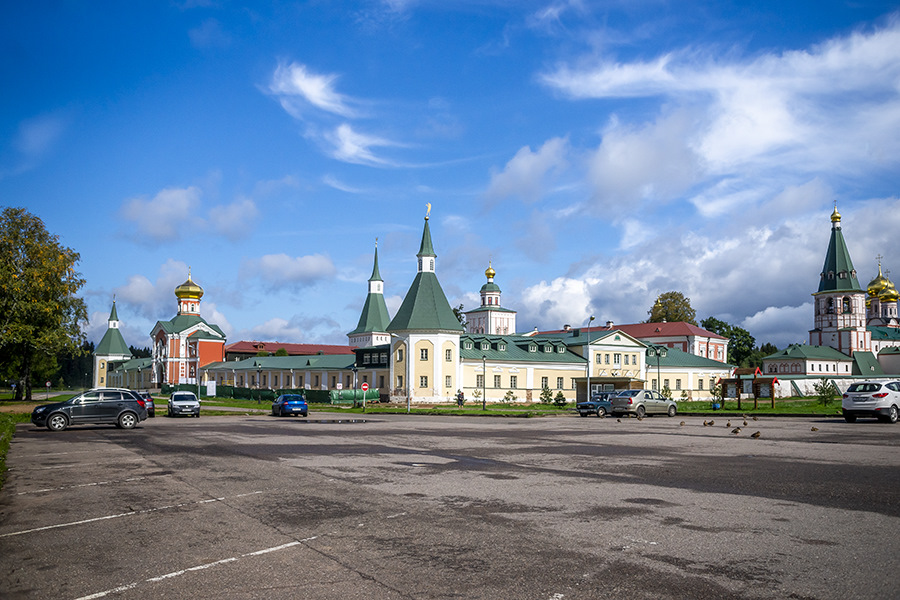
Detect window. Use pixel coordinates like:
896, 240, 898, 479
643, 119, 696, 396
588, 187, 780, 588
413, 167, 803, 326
541, 376, 548, 389
397, 349, 404, 362
605, 354, 610, 364
494, 375, 501, 388
596, 354, 602, 364
663, 378, 669, 389
363, 354, 371, 364
273, 375, 278, 387
481, 341, 490, 351
510, 375, 517, 389
709, 379, 715, 390
558, 346, 565, 353
498, 343, 506, 351
419, 376, 428, 388
544, 345, 552, 353
464, 341, 473, 349
675, 379, 681, 390
476, 374, 484, 388
379, 375, 384, 388
445, 375, 452, 388
699, 379, 704, 390
314, 375, 319, 387
614, 353, 621, 364
445, 348, 452, 362
420, 348, 428, 361
529, 344, 537, 352
380, 352, 387, 363
331, 376, 336, 388
397, 375, 403, 388
652, 379, 658, 390
571, 378, 577, 390
556, 377, 563, 389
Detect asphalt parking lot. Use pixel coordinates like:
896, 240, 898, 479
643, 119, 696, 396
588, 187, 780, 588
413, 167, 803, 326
1, 412, 898, 600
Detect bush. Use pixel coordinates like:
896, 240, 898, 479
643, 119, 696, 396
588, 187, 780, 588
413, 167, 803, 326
813, 377, 837, 406
553, 391, 567, 408
539, 386, 553, 404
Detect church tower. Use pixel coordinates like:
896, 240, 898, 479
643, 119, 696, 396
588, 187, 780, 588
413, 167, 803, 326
464, 262, 517, 335
387, 206, 464, 403
348, 241, 392, 347
93, 299, 132, 387
809, 207, 871, 354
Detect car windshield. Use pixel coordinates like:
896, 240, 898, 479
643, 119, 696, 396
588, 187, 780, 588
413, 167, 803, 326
617, 390, 641, 397
172, 394, 196, 402
281, 396, 302, 402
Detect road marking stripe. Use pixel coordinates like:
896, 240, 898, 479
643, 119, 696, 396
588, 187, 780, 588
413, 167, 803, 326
73, 540, 309, 599
17, 475, 167, 495
0, 491, 263, 538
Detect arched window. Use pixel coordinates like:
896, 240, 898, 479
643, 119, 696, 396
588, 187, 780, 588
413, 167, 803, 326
842, 297, 852, 314
827, 298, 835, 314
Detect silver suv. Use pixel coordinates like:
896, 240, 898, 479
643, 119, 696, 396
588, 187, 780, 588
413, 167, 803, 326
168, 391, 201, 418
841, 381, 900, 423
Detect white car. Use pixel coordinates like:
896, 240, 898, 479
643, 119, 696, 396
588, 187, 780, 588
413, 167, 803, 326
841, 381, 900, 423
168, 391, 201, 418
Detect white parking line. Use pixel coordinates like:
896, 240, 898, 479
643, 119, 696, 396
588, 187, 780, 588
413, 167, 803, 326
17, 475, 169, 495
73, 539, 313, 600
0, 491, 263, 538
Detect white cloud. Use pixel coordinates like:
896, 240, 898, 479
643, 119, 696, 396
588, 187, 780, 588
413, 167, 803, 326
269, 62, 357, 118
325, 123, 400, 166
188, 18, 231, 49
208, 197, 259, 240
245, 253, 337, 286
741, 304, 812, 349
120, 186, 203, 242
14, 114, 65, 157
114, 259, 191, 320
486, 137, 568, 203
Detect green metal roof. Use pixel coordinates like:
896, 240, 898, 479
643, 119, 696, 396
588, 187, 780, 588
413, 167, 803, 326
95, 326, 131, 357
652, 346, 735, 369
464, 305, 517, 314
348, 292, 391, 335
417, 217, 436, 258
460, 334, 584, 363
763, 344, 851, 361
369, 245, 383, 282
109, 301, 119, 322
153, 314, 225, 338
387, 271, 464, 332
108, 357, 152, 372
204, 354, 357, 371
816, 212, 862, 294
852, 351, 884, 376
870, 326, 900, 341
480, 282, 501, 293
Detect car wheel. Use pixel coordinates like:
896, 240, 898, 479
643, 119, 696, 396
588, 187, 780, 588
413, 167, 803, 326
667, 405, 677, 417
887, 406, 899, 424
47, 413, 68, 431
301, 412, 308, 418
118, 412, 138, 429
635, 406, 646, 418
597, 407, 607, 418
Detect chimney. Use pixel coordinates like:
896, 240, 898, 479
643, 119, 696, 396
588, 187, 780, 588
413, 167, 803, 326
606, 320, 614, 328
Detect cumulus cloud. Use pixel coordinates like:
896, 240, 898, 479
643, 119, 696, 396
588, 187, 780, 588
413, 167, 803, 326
242, 314, 344, 344
269, 62, 358, 118
486, 137, 568, 203
208, 197, 259, 240
244, 253, 337, 288
114, 259, 192, 320
742, 304, 813, 349
120, 186, 203, 242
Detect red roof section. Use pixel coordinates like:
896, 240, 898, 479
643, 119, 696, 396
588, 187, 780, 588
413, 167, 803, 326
225, 341, 356, 355
540, 322, 727, 340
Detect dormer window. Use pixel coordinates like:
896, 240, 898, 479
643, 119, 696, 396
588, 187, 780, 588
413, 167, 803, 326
464, 341, 473, 350
544, 345, 551, 353
480, 341, 490, 351
557, 346, 565, 353
529, 344, 537, 352
498, 343, 507, 351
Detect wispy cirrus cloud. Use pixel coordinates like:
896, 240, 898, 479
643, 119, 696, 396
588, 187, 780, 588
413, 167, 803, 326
269, 61, 359, 118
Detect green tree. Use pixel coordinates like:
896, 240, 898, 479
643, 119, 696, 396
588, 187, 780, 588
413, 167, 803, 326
129, 345, 151, 358
647, 291, 697, 325
539, 386, 553, 404
700, 316, 756, 366
503, 390, 516, 403
661, 384, 672, 400
0, 207, 87, 400
452, 303, 466, 326
553, 390, 567, 408
274, 347, 289, 357
813, 377, 837, 406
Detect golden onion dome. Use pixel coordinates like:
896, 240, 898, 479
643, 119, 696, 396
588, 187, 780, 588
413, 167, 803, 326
881, 282, 899, 303
867, 263, 890, 298
174, 269, 204, 300
831, 206, 841, 223
485, 261, 496, 280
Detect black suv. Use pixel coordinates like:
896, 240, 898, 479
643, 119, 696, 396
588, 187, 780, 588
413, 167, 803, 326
31, 388, 149, 431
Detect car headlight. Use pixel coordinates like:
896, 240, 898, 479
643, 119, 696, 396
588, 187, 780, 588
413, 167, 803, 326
33, 406, 46, 414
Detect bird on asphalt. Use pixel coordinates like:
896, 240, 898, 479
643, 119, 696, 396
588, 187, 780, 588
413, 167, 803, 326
751, 431, 761, 438
726, 421, 731, 427
703, 420, 709, 426
743, 420, 748, 426
752, 416, 759, 421
679, 421, 685, 426
731, 427, 741, 434
811, 426, 819, 432
709, 420, 715, 426
617, 418, 621, 423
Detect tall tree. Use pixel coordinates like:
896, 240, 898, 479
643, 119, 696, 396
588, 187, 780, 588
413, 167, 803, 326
700, 316, 756, 366
452, 303, 466, 326
647, 291, 697, 325
0, 207, 87, 400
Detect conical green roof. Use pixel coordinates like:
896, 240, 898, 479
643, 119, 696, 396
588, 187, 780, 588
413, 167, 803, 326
387, 272, 464, 332
417, 218, 436, 258
109, 300, 119, 322
816, 208, 862, 294
96, 301, 131, 358
369, 245, 383, 282
349, 292, 391, 335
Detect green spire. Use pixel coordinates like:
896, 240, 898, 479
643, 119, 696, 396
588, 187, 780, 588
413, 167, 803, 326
370, 243, 383, 282
817, 207, 862, 294
417, 216, 436, 258
109, 298, 119, 322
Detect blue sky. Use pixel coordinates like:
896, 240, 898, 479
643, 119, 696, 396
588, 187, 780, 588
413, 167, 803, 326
2, 1, 899, 351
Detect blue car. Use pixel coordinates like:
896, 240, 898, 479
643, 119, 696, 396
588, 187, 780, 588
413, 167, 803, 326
576, 392, 615, 417
272, 394, 308, 417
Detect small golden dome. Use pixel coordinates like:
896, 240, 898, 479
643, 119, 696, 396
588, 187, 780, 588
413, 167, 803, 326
881, 282, 899, 303
485, 261, 496, 280
867, 263, 890, 298
175, 269, 204, 300
831, 206, 841, 223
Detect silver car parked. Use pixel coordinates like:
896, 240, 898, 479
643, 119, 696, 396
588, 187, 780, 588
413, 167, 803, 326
841, 381, 900, 423
611, 389, 677, 418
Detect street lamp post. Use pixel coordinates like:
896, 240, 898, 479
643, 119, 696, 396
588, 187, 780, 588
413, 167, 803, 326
256, 365, 262, 405
482, 354, 487, 410
646, 344, 667, 393
586, 315, 595, 402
